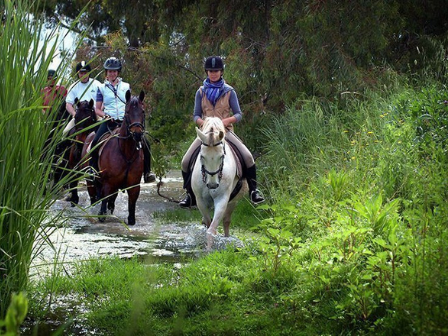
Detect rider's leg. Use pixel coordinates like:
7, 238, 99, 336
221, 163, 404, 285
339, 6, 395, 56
142, 137, 156, 183
226, 132, 265, 204
245, 164, 265, 204
179, 171, 196, 208
89, 121, 109, 174
179, 138, 201, 208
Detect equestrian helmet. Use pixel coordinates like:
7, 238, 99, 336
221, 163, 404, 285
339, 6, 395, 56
204, 56, 224, 71
103, 57, 122, 71
47, 69, 57, 78
76, 61, 91, 73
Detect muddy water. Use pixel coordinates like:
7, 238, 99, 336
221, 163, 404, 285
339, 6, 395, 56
31, 170, 243, 280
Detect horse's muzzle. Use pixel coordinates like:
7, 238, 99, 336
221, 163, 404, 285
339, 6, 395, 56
206, 182, 219, 190
131, 131, 143, 142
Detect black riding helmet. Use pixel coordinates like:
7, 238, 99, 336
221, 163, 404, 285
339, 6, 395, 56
204, 56, 224, 71
104, 57, 122, 71
76, 61, 91, 73
47, 69, 57, 78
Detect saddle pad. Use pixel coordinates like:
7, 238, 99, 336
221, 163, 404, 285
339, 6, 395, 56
227, 143, 243, 178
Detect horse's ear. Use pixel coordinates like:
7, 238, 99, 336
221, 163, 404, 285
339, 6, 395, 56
89, 99, 94, 109
125, 90, 131, 102
196, 127, 207, 143
74, 98, 79, 105
139, 91, 145, 102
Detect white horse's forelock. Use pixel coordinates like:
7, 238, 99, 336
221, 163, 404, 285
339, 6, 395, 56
203, 117, 225, 134
201, 117, 225, 146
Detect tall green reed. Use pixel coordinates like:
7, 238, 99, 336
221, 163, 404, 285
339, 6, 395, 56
0, 0, 71, 318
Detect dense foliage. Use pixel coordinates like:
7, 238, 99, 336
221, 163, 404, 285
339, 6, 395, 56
38, 0, 448, 160
28, 79, 448, 335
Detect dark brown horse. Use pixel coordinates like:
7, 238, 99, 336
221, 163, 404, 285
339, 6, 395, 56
64, 99, 97, 205
82, 91, 145, 225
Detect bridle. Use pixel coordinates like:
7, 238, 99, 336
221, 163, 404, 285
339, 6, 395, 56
200, 139, 226, 184
121, 99, 145, 143
124, 113, 145, 139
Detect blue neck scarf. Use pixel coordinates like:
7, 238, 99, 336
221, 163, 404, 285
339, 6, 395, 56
203, 78, 224, 106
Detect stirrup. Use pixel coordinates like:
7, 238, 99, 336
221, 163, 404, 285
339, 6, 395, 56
85, 166, 99, 181
250, 189, 265, 205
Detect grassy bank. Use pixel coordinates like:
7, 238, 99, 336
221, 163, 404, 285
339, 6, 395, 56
26, 79, 448, 335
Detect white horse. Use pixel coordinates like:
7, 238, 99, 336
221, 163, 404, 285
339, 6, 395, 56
191, 117, 247, 248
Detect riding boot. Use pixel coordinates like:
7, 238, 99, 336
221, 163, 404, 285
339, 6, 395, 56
179, 170, 196, 208
88, 149, 100, 179
246, 164, 265, 204
143, 138, 156, 183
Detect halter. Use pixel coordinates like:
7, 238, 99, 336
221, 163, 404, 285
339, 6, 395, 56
200, 140, 226, 184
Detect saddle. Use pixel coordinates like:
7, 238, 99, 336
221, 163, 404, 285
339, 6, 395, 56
85, 125, 120, 156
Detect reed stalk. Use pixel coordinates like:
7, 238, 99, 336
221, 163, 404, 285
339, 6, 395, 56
0, 0, 70, 318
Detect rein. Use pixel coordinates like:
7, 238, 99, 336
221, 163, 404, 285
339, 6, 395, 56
201, 141, 226, 184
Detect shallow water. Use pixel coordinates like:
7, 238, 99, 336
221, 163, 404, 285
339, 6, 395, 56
31, 169, 244, 275
31, 170, 221, 277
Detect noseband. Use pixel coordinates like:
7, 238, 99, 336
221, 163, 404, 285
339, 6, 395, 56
201, 140, 226, 184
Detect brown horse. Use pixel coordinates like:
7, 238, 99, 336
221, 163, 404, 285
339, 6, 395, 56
65, 99, 97, 205
82, 90, 146, 225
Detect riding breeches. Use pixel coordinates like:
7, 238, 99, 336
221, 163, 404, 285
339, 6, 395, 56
91, 120, 112, 150
181, 131, 255, 173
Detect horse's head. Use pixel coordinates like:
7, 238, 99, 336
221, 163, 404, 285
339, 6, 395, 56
196, 117, 226, 189
74, 98, 96, 132
124, 90, 145, 142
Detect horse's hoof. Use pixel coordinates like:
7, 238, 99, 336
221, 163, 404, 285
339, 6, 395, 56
127, 218, 135, 226
98, 212, 106, 222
